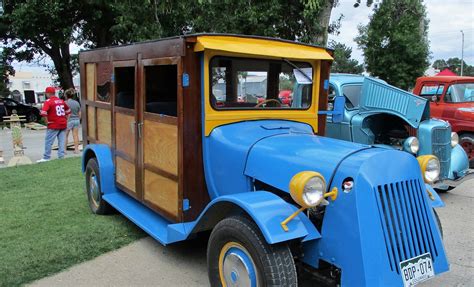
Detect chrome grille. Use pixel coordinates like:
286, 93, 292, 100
432, 127, 450, 179
374, 180, 438, 274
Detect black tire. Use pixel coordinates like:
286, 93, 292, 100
459, 133, 474, 168
85, 158, 112, 214
434, 209, 443, 239
26, 112, 38, 123
207, 215, 297, 287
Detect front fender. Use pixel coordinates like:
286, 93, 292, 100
81, 144, 117, 195
449, 144, 470, 178
193, 191, 321, 244
426, 184, 445, 208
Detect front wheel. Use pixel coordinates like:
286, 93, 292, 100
85, 158, 112, 214
207, 215, 297, 287
459, 133, 474, 168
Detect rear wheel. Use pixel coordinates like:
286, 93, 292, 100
85, 158, 112, 214
459, 133, 474, 168
207, 215, 297, 287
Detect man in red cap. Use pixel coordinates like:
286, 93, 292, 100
37, 87, 71, 162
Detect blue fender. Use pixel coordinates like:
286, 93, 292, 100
81, 144, 117, 195
426, 184, 445, 208
449, 144, 470, 179
191, 191, 321, 244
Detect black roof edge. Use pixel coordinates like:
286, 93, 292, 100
79, 33, 333, 54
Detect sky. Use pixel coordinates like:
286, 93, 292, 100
328, 0, 474, 65
12, 0, 474, 72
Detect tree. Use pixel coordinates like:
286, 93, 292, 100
329, 41, 364, 74
355, 0, 430, 90
432, 57, 474, 76
0, 0, 82, 90
0, 47, 15, 97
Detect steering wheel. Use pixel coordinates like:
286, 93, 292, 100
254, 99, 282, 108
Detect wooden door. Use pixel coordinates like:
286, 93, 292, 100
140, 58, 181, 221
113, 61, 140, 198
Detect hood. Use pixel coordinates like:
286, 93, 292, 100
244, 133, 369, 193
360, 77, 427, 128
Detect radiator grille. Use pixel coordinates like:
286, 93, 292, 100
432, 127, 451, 179
374, 180, 438, 274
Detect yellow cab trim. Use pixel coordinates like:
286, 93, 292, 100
201, 40, 331, 135
195, 35, 333, 61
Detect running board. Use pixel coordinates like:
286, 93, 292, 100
103, 192, 191, 245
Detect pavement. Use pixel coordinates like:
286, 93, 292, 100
28, 181, 473, 287
0, 126, 82, 166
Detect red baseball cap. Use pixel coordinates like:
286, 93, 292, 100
45, 87, 56, 94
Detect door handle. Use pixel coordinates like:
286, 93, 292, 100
137, 122, 143, 138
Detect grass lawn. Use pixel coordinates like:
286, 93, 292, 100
0, 157, 145, 287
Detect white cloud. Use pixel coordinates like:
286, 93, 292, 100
329, 0, 474, 65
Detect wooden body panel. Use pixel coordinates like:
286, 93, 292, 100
144, 170, 179, 218
97, 108, 112, 145
87, 106, 96, 139
143, 119, 178, 176
116, 157, 136, 194
115, 112, 135, 160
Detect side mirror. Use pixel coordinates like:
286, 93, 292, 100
332, 96, 345, 123
319, 96, 345, 123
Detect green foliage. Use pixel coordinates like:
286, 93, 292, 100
356, 0, 430, 90
0, 47, 15, 96
0, 157, 145, 286
432, 57, 474, 76
329, 40, 364, 74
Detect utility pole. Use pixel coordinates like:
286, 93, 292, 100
460, 30, 464, 76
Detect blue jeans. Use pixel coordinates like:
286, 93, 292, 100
43, 129, 66, 159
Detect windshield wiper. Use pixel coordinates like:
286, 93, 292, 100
283, 58, 313, 84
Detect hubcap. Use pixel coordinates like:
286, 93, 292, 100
219, 242, 258, 287
89, 172, 100, 207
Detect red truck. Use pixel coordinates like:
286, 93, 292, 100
413, 76, 474, 167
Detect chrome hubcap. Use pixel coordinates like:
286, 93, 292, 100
89, 172, 100, 207
221, 245, 258, 287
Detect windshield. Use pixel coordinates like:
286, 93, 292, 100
210, 56, 313, 110
445, 83, 474, 103
342, 85, 362, 108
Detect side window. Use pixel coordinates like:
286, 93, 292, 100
444, 86, 453, 102
114, 67, 135, 109
96, 62, 112, 103
419, 84, 444, 101
144, 65, 178, 117
328, 85, 336, 110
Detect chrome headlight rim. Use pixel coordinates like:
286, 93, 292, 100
404, 136, 420, 154
451, 132, 459, 147
289, 171, 327, 208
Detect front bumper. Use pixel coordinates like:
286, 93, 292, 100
433, 169, 474, 188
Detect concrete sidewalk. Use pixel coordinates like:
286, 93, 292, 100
0, 127, 82, 167
29, 183, 473, 287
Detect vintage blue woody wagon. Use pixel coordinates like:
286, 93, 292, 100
297, 73, 472, 190
80, 34, 448, 286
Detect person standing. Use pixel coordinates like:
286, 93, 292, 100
37, 87, 70, 162
64, 88, 81, 154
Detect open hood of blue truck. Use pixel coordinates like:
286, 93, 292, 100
360, 77, 428, 128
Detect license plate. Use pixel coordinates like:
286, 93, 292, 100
400, 253, 435, 287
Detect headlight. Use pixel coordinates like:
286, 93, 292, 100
451, 132, 459, 147
403, 137, 419, 154
417, 155, 440, 183
289, 171, 326, 208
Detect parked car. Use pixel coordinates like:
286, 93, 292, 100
293, 73, 473, 190
0, 97, 41, 123
413, 76, 474, 167
80, 34, 448, 286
